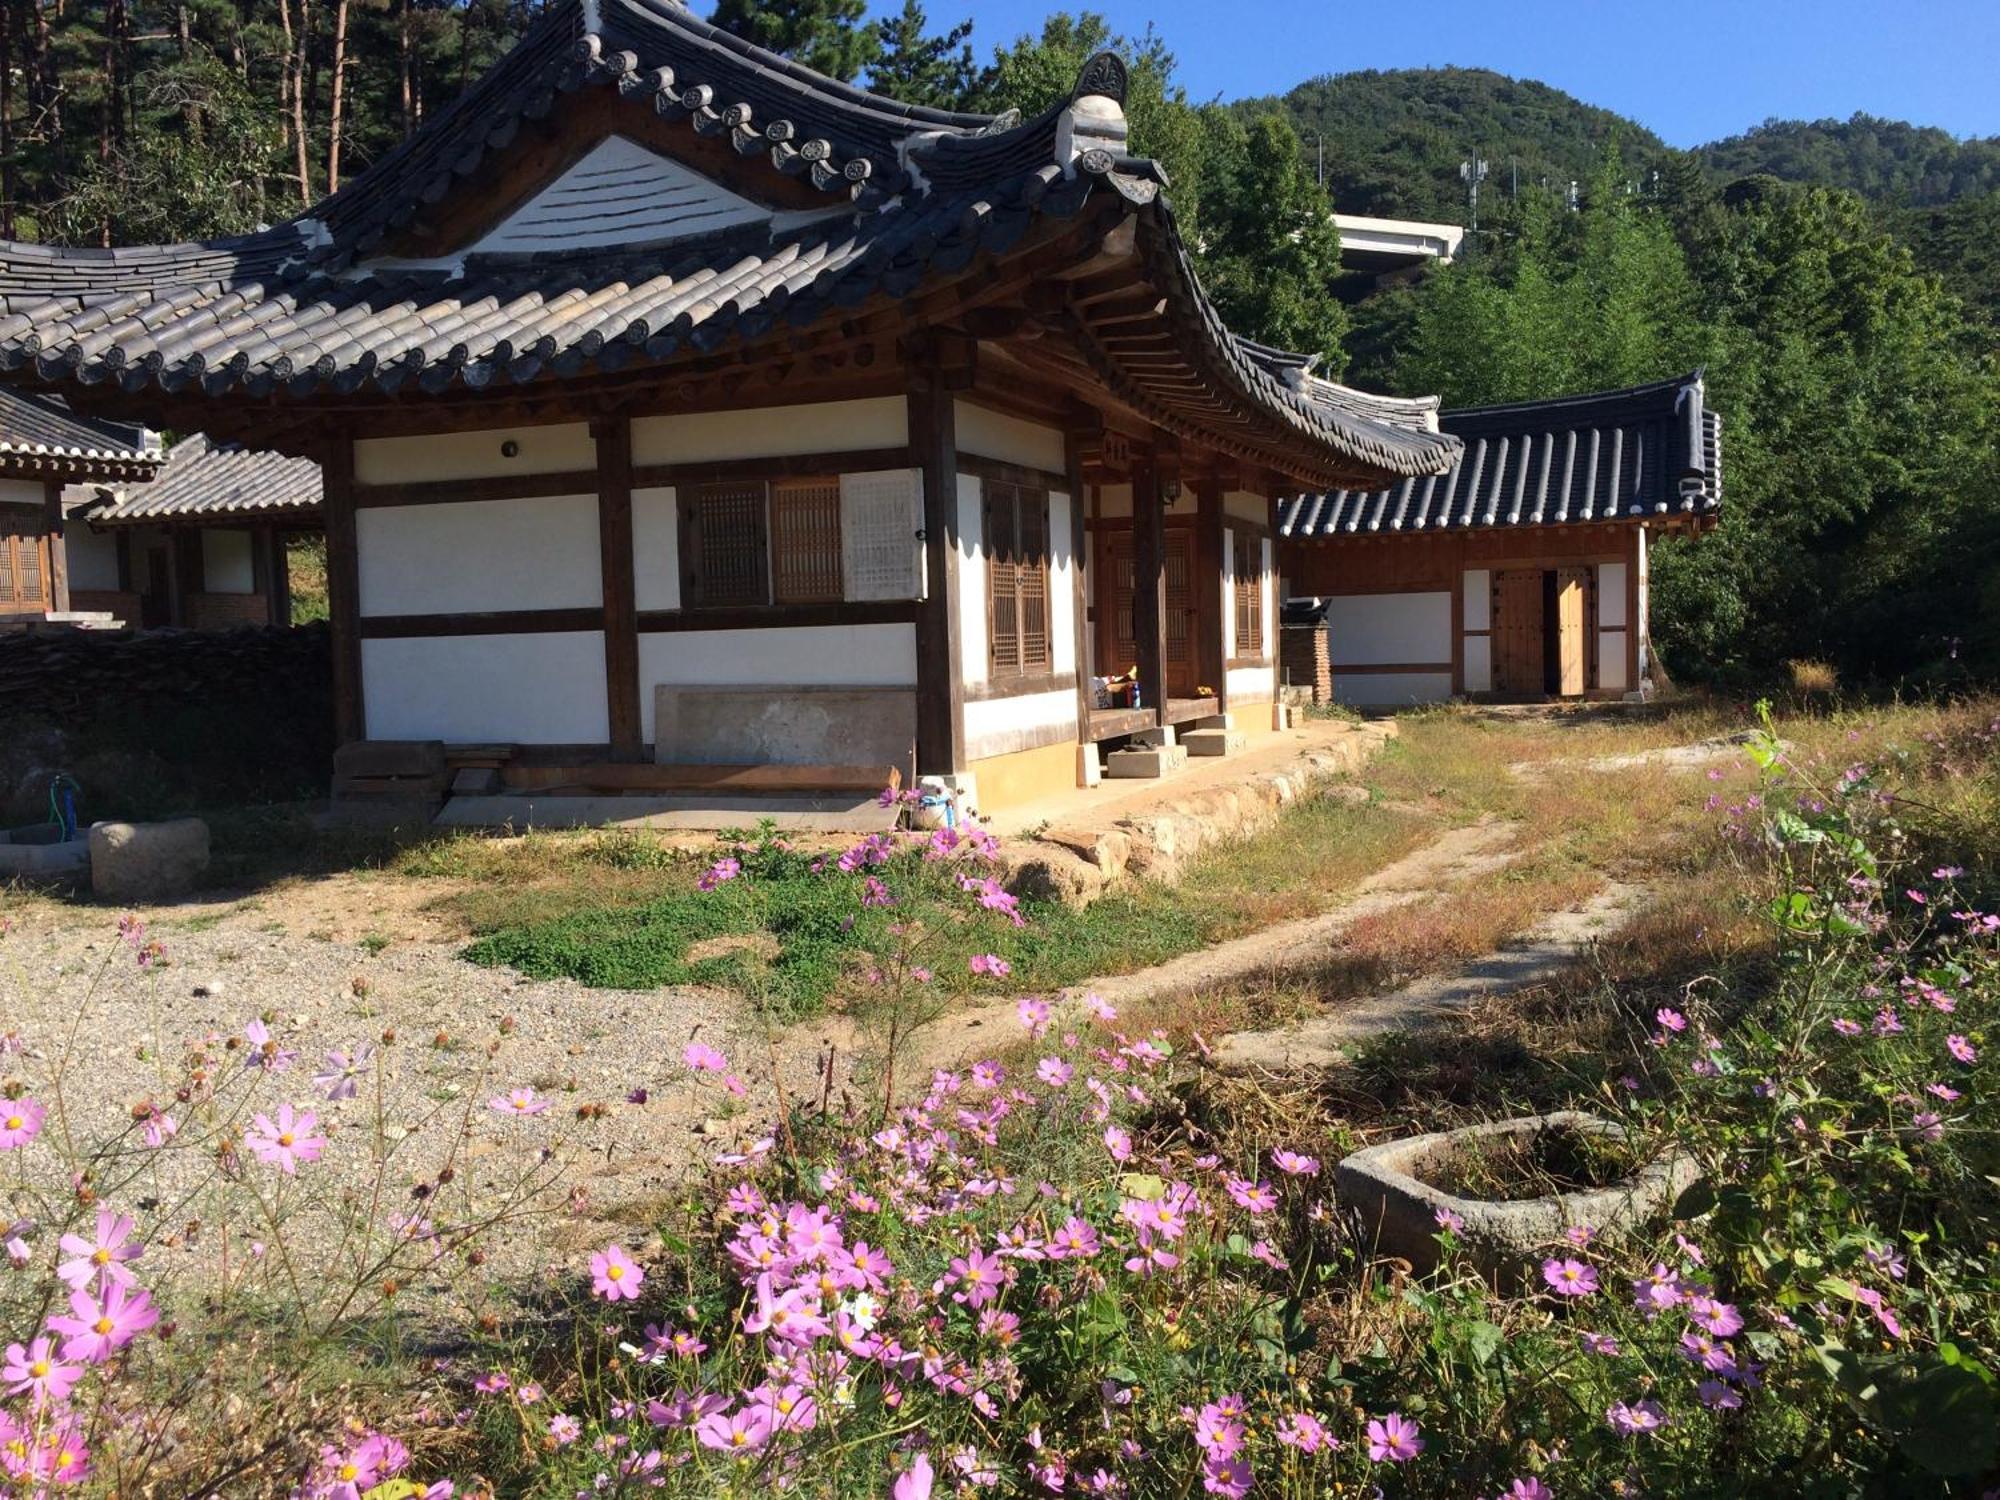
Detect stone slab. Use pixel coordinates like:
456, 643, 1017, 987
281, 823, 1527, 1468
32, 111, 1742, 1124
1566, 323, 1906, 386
1181, 728, 1246, 757
89, 818, 210, 900
1103, 745, 1188, 779
655, 685, 917, 775
435, 793, 897, 832
0, 823, 91, 882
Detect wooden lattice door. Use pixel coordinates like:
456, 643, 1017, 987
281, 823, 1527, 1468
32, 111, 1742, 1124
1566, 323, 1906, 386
1163, 528, 1195, 697
1100, 529, 1196, 696
1492, 568, 1545, 698
0, 516, 49, 614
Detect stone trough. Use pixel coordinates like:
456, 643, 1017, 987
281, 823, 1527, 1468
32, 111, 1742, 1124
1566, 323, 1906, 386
1335, 1110, 1699, 1282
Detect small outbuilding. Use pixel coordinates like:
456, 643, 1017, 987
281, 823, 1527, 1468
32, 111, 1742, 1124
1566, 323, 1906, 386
1279, 373, 1722, 705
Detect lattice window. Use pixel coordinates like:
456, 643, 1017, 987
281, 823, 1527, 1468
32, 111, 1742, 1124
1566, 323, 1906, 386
682, 479, 769, 607
0, 519, 47, 612
839, 469, 922, 600
985, 480, 1051, 677
769, 477, 843, 604
1234, 530, 1264, 658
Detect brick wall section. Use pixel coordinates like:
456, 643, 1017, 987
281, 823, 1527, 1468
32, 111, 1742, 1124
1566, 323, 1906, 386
1280, 623, 1332, 703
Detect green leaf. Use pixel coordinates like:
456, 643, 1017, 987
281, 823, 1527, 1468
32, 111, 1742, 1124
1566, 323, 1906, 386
1465, 1320, 1504, 1367
1673, 1179, 1717, 1219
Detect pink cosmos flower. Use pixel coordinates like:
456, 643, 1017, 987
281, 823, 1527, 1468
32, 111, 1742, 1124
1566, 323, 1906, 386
1434, 1206, 1464, 1234
1606, 1399, 1668, 1435
1226, 1178, 1277, 1214
1830, 1018, 1863, 1037
0, 1097, 46, 1150
1687, 1293, 1743, 1337
945, 1249, 1005, 1308
241, 1018, 297, 1072
1853, 1285, 1903, 1339
891, 1454, 934, 1500
245, 1103, 326, 1175
3, 1336, 83, 1406
1506, 1478, 1554, 1500
683, 1042, 729, 1073
1250, 1239, 1288, 1270
1036, 1057, 1074, 1088
1580, 1330, 1621, 1356
1271, 1149, 1320, 1176
1543, 1257, 1599, 1297
590, 1244, 644, 1301
1194, 1403, 1247, 1458
1017, 997, 1051, 1037
472, 1371, 511, 1395
1276, 1411, 1331, 1453
694, 1405, 772, 1453
1047, 1217, 1101, 1259
1928, 1082, 1963, 1101
969, 953, 1011, 978
548, 1414, 581, 1445
48, 1281, 158, 1363
139, 1106, 177, 1148
697, 857, 742, 892
1085, 992, 1117, 1023
488, 1087, 550, 1116
1365, 1411, 1423, 1462
1947, 1034, 1977, 1065
1202, 1455, 1252, 1497
18, 1420, 90, 1487
1103, 1126, 1133, 1163
1566, 1224, 1596, 1248
56, 1207, 143, 1293
1656, 1007, 1687, 1032
314, 1045, 374, 1102
1631, 1264, 1684, 1316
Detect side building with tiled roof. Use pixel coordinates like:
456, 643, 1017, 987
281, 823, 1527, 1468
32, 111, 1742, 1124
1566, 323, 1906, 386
0, 0, 1459, 820
1278, 373, 1722, 706
62, 434, 322, 628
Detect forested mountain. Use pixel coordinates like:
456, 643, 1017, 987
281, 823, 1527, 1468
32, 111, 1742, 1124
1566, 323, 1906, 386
1700, 115, 2000, 205
1236, 67, 1675, 222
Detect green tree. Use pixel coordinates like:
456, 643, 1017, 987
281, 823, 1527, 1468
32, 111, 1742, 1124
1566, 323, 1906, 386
866, 0, 976, 111
1200, 114, 1352, 369
708, 0, 878, 83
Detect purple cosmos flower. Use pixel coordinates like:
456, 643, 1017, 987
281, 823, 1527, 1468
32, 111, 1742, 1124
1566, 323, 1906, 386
1947, 1034, 1977, 1065
56, 1208, 143, 1293
314, 1045, 374, 1102
1542, 1257, 1598, 1296
244, 1103, 326, 1174
590, 1244, 644, 1302
0, 1097, 48, 1150
1272, 1149, 1320, 1176
1606, 1399, 1668, 1435
1365, 1411, 1423, 1462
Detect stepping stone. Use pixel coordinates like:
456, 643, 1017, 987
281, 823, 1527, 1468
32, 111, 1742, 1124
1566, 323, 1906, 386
1103, 744, 1188, 779
1181, 727, 1246, 757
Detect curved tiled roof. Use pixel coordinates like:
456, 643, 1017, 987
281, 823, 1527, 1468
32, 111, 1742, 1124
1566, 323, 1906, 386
0, 0, 1457, 488
0, 385, 159, 472
83, 434, 321, 524
1280, 373, 1721, 538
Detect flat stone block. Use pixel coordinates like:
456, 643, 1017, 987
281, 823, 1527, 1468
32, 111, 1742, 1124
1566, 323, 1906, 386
89, 818, 210, 900
0, 823, 91, 882
1102, 745, 1187, 779
1181, 728, 1247, 757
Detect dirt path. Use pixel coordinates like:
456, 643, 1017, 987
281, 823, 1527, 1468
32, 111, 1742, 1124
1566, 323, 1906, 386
1212, 879, 1647, 1071
900, 816, 1525, 1073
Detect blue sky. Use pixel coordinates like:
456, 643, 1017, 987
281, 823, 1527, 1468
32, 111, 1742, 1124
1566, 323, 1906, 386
858, 0, 2000, 147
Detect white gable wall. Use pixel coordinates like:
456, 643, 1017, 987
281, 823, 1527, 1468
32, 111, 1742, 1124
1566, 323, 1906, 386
471, 136, 771, 254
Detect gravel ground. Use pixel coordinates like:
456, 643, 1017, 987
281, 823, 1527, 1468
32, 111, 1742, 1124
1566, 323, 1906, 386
0, 904, 865, 1310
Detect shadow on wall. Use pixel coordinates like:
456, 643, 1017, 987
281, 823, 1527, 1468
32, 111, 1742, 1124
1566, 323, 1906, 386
0, 623, 334, 827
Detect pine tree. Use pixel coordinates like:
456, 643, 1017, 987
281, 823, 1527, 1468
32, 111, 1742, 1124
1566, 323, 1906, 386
709, 0, 878, 84
866, 0, 974, 111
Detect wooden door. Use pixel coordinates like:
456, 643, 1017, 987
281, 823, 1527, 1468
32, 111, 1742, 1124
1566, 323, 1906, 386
1100, 531, 1137, 678
0, 517, 49, 614
1555, 568, 1587, 696
1492, 568, 1545, 698
1163, 527, 1195, 698
1099, 529, 1197, 697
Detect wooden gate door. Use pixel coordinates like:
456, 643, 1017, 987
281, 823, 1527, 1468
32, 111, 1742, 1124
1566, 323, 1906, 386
1555, 568, 1588, 696
1163, 527, 1195, 698
1492, 568, 1545, 698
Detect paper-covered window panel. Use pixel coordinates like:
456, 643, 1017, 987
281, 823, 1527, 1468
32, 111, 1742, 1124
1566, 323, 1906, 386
839, 469, 922, 601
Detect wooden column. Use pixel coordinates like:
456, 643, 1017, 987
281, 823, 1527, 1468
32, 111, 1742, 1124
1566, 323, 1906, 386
1194, 474, 1226, 714
593, 415, 642, 761
269, 529, 292, 628
40, 481, 67, 613
163, 528, 194, 626
113, 529, 131, 592
249, 522, 273, 603
909, 366, 966, 777
1065, 424, 1093, 763
322, 435, 366, 744
1131, 447, 1167, 727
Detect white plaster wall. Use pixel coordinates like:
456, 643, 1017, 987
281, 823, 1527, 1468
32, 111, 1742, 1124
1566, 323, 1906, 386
201, 528, 255, 594
1464, 635, 1493, 694
0, 478, 44, 507
354, 422, 594, 484
1224, 490, 1267, 524
1326, 592, 1451, 666
1334, 671, 1454, 707
1050, 490, 1076, 676
636, 623, 917, 744
1598, 562, 1628, 629
357, 494, 601, 615
632, 398, 906, 466
1227, 664, 1276, 703
632, 485, 680, 612
953, 401, 1064, 473
1463, 570, 1491, 630
66, 527, 120, 590
1599, 632, 1629, 692
1261, 536, 1276, 658
1221, 525, 1236, 658
362, 632, 609, 742
965, 688, 1076, 760
955, 473, 987, 686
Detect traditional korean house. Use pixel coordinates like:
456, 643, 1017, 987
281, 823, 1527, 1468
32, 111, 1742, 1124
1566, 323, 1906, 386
1278, 372, 1723, 706
0, 0, 1457, 817
0, 387, 162, 625
65, 435, 322, 629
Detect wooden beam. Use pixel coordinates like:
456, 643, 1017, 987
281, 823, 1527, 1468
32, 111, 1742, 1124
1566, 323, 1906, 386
1194, 474, 1227, 712
593, 415, 642, 762
909, 364, 966, 777
270, 528, 293, 628
322, 435, 366, 744
41, 481, 68, 614
358, 607, 605, 639
1131, 446, 1167, 727
1065, 422, 1093, 769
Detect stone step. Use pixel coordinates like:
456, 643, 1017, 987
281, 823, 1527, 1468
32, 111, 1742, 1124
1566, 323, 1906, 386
1102, 744, 1189, 779
1181, 727, 1247, 757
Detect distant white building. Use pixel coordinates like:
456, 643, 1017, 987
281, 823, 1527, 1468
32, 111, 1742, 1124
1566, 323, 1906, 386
1334, 213, 1465, 285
